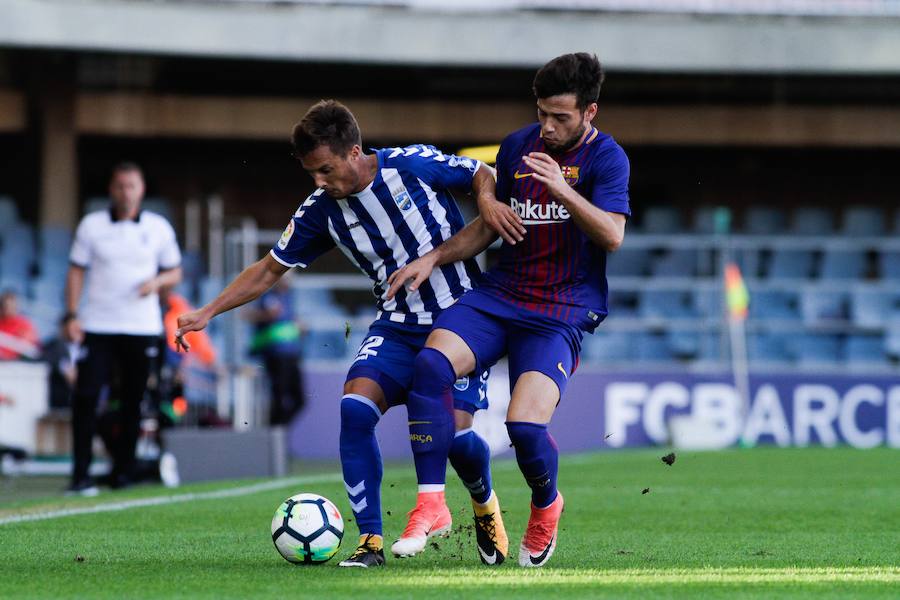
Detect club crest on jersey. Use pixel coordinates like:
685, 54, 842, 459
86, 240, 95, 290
392, 189, 413, 211
561, 165, 580, 186
277, 220, 294, 250
454, 376, 470, 391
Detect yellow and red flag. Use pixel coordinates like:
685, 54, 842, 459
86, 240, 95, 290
724, 262, 749, 320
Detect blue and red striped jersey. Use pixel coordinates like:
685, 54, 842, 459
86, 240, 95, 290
480, 123, 631, 331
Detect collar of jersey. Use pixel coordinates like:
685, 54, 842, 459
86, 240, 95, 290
108, 207, 142, 223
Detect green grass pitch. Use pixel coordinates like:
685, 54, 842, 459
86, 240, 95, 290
0, 447, 897, 598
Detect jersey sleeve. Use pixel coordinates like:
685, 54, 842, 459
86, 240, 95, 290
494, 138, 513, 203
269, 194, 335, 268
397, 145, 482, 190
590, 144, 631, 217
69, 216, 92, 268
157, 219, 182, 270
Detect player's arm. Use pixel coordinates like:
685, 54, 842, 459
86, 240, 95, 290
474, 164, 525, 245
385, 217, 496, 300
522, 152, 626, 251
138, 266, 183, 297
175, 254, 288, 351
64, 264, 85, 317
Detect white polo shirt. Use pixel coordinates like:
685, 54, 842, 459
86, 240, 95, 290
70, 209, 182, 336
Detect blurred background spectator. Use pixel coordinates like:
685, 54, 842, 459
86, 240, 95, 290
0, 290, 39, 361
245, 276, 306, 426
41, 313, 84, 409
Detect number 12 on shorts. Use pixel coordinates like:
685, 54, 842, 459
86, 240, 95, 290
353, 336, 384, 363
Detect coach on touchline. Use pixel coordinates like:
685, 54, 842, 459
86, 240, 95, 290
64, 162, 182, 495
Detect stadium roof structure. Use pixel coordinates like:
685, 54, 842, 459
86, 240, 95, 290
3, 0, 900, 74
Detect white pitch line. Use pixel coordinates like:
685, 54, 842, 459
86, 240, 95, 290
0, 472, 344, 526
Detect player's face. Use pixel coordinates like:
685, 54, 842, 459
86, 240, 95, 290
537, 94, 598, 153
299, 144, 363, 198
109, 170, 145, 216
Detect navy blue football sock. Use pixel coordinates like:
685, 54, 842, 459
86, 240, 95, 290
449, 428, 493, 504
506, 421, 559, 508
407, 348, 457, 488
340, 394, 384, 536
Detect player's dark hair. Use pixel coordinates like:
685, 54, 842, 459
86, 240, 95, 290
533, 53, 605, 110
111, 161, 143, 179
291, 100, 362, 158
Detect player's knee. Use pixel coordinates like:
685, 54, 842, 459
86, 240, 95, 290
412, 347, 456, 395
506, 421, 547, 448
340, 395, 381, 433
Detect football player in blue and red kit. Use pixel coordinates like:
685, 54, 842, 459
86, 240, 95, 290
387, 53, 630, 566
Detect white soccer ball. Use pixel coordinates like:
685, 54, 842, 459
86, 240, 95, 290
271, 493, 344, 564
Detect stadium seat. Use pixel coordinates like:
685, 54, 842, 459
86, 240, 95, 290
844, 334, 890, 367
640, 206, 682, 234
748, 332, 793, 364
800, 290, 848, 324
650, 248, 699, 277
665, 329, 700, 359
39, 226, 73, 254
885, 324, 900, 359
733, 248, 763, 279
0, 196, 19, 231
692, 206, 722, 234
743, 207, 787, 235
37, 253, 70, 280
790, 207, 834, 236
0, 278, 27, 296
696, 332, 725, 362
608, 290, 639, 318
842, 206, 885, 237
634, 332, 675, 362
791, 333, 841, 365
748, 290, 800, 321
877, 251, 900, 280
850, 289, 897, 329
693, 287, 723, 319
766, 249, 815, 279
637, 289, 696, 320
582, 330, 634, 362
606, 248, 651, 277
0, 225, 36, 282
30, 277, 65, 305
818, 250, 867, 280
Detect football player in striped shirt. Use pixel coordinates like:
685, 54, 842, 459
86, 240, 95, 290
387, 53, 630, 567
175, 100, 515, 568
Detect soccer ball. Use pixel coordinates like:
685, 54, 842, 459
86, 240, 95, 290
271, 493, 344, 564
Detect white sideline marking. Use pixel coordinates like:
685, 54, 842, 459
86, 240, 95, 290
0, 472, 343, 526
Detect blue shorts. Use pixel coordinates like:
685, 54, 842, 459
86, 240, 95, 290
345, 320, 489, 414
433, 289, 583, 396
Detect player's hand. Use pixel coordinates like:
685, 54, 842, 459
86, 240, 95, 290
138, 278, 159, 297
386, 255, 437, 300
174, 309, 211, 352
523, 152, 569, 200
478, 196, 525, 245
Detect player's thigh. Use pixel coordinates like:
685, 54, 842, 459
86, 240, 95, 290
345, 323, 418, 411
429, 304, 508, 377
454, 409, 474, 431
507, 371, 561, 424
506, 324, 582, 423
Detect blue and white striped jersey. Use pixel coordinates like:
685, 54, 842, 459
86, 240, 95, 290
270, 145, 483, 326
